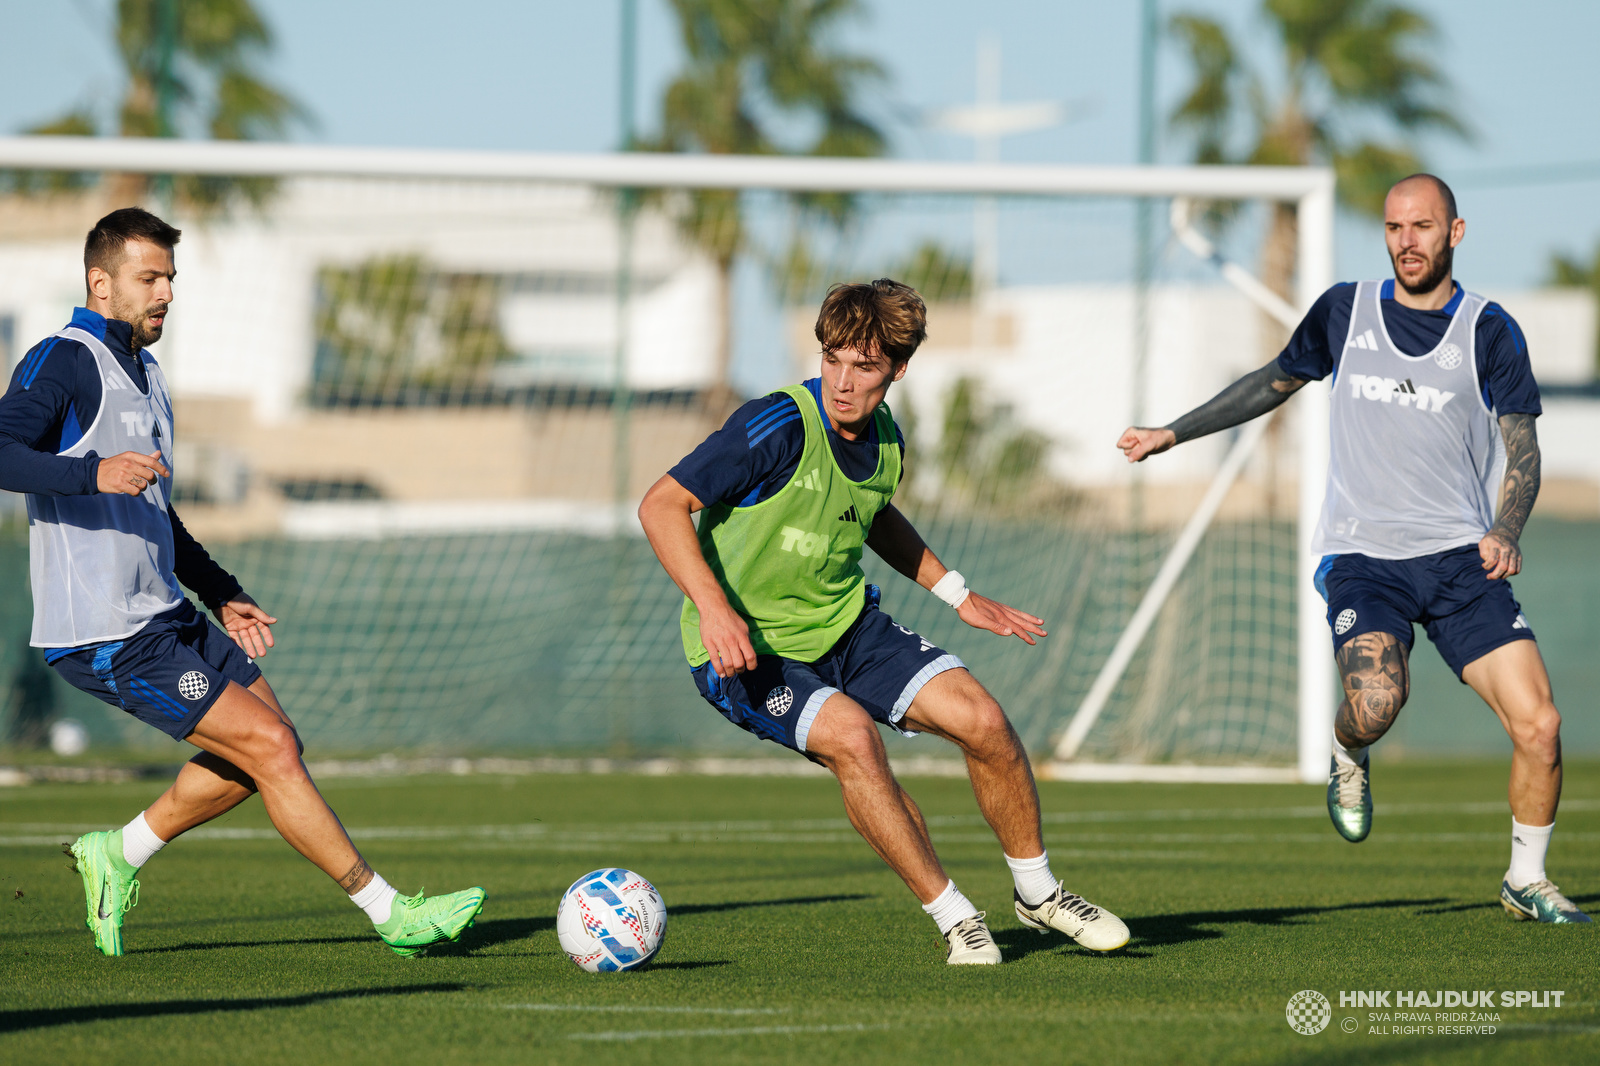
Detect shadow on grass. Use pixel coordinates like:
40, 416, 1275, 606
1416, 890, 1600, 916
1128, 898, 1450, 949
131, 935, 372, 955
989, 898, 1451, 963
425, 915, 554, 956
671, 894, 872, 918
643, 960, 733, 971
432, 896, 870, 956
0, 983, 471, 1034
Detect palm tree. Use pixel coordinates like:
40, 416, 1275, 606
1168, 0, 1468, 328
26, 0, 307, 208
1548, 245, 1600, 375
646, 0, 887, 416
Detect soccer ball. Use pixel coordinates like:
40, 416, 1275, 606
556, 868, 666, 972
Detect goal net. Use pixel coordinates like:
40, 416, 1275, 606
0, 139, 1334, 780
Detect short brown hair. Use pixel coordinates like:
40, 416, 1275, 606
85, 207, 182, 278
814, 279, 927, 364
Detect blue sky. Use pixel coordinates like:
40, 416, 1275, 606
7, 0, 1600, 290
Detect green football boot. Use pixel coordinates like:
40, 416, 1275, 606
1327, 754, 1372, 843
1500, 879, 1592, 923
376, 886, 486, 957
68, 830, 140, 957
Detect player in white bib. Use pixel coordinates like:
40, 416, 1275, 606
1116, 175, 1586, 923
0, 209, 487, 954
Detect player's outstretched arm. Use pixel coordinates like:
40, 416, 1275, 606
866, 504, 1047, 645
1117, 359, 1308, 462
638, 474, 757, 678
1481, 413, 1541, 580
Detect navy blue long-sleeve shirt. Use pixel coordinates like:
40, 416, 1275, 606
0, 308, 243, 613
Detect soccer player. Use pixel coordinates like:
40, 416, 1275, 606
639, 280, 1129, 964
1118, 175, 1588, 923
0, 208, 488, 955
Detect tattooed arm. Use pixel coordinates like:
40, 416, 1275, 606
1117, 360, 1308, 462
1481, 413, 1540, 580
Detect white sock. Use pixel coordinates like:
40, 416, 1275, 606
1006, 851, 1058, 906
350, 872, 399, 925
1332, 734, 1367, 767
921, 879, 979, 935
121, 812, 167, 869
1506, 818, 1554, 889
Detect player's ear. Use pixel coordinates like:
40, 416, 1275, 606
891, 360, 909, 382
86, 266, 111, 301
1449, 216, 1465, 248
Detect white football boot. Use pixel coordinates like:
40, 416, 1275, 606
1015, 883, 1130, 951
943, 912, 1002, 965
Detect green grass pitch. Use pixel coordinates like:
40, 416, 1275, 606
2, 760, 1597, 1064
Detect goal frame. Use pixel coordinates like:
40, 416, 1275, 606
0, 135, 1336, 782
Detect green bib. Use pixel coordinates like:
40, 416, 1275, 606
681, 384, 901, 666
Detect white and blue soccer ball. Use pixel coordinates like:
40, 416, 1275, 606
556, 868, 667, 972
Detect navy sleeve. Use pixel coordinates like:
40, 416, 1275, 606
1276, 282, 1356, 382
0, 338, 104, 496
1477, 303, 1542, 416
168, 507, 244, 614
668, 393, 805, 508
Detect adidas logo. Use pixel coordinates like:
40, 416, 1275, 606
1513, 614, 1529, 630
837, 505, 859, 522
798, 468, 822, 491
1348, 328, 1379, 351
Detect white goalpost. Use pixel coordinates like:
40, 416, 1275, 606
0, 136, 1334, 778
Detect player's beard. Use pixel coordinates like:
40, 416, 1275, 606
1392, 241, 1453, 297
109, 293, 167, 350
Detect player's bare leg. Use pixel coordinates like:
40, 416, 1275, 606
805, 693, 948, 902
1461, 641, 1585, 921
143, 677, 293, 840
902, 667, 1128, 951
1463, 641, 1561, 824
184, 680, 372, 887
804, 693, 1001, 963
1327, 632, 1410, 843
902, 668, 1041, 857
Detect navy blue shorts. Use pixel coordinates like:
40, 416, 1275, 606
1316, 546, 1535, 678
690, 586, 965, 758
48, 600, 263, 740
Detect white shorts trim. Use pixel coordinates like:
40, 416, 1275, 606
793, 685, 839, 753
889, 654, 965, 736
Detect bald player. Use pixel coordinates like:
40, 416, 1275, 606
1116, 174, 1587, 923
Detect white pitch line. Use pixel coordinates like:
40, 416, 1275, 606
570, 1023, 889, 1041
493, 1004, 785, 1015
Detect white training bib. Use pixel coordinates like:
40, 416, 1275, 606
26, 327, 183, 647
1312, 281, 1505, 560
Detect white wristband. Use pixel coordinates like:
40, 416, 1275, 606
931, 570, 970, 609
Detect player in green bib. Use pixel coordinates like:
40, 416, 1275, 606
641, 280, 1128, 964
